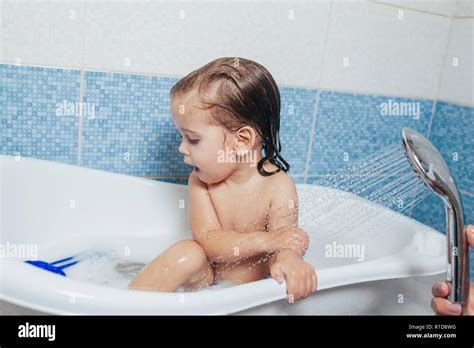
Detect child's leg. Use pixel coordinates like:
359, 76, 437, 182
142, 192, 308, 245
128, 239, 214, 292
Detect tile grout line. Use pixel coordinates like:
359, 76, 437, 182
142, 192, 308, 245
303, 0, 334, 184
303, 91, 319, 184
427, 15, 455, 140
460, 190, 474, 198
144, 174, 309, 179
408, 14, 455, 219
1, 60, 473, 108
369, 0, 474, 19
76, 0, 87, 166
76, 70, 85, 166
0, 0, 3, 61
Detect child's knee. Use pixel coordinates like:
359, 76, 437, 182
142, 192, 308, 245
171, 239, 209, 272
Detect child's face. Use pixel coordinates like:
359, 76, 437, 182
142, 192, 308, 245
171, 91, 237, 184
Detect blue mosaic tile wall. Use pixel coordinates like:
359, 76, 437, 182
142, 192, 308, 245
308, 91, 433, 174
428, 102, 474, 194
1, 63, 473, 240
80, 71, 187, 177
409, 100, 474, 246
279, 87, 317, 174
0, 65, 81, 164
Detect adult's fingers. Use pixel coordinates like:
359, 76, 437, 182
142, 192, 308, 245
312, 269, 318, 293
431, 297, 462, 316
305, 272, 313, 298
432, 282, 450, 297
466, 225, 474, 248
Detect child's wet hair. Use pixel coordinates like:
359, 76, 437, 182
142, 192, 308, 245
170, 57, 290, 176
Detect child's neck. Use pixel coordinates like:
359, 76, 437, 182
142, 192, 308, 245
224, 149, 264, 187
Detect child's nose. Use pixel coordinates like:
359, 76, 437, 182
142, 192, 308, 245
178, 141, 188, 155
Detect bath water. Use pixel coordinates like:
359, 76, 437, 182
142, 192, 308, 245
63, 245, 238, 291
294, 142, 434, 252
320, 142, 431, 214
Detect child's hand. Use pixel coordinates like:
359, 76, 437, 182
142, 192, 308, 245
270, 250, 317, 302
268, 226, 309, 257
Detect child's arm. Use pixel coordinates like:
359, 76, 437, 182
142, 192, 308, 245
269, 249, 317, 302
188, 171, 306, 263
266, 174, 303, 264
266, 175, 317, 301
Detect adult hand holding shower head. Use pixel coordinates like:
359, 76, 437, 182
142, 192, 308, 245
402, 128, 470, 315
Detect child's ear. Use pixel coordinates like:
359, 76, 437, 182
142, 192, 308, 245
234, 126, 257, 155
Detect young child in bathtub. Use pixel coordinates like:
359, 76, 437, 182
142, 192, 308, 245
128, 57, 317, 302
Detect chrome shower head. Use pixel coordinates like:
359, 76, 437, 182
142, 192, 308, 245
402, 128, 470, 314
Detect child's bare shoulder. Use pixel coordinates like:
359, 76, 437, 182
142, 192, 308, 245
264, 169, 297, 207
264, 170, 298, 230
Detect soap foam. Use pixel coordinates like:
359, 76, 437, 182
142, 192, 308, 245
65, 249, 239, 292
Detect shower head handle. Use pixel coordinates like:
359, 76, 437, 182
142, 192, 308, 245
401, 128, 470, 315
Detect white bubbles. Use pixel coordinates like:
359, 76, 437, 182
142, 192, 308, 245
176, 279, 238, 293
66, 249, 145, 289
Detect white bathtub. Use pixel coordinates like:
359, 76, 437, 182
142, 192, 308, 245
0, 154, 447, 315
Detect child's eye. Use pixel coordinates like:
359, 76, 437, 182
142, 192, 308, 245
188, 138, 200, 145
